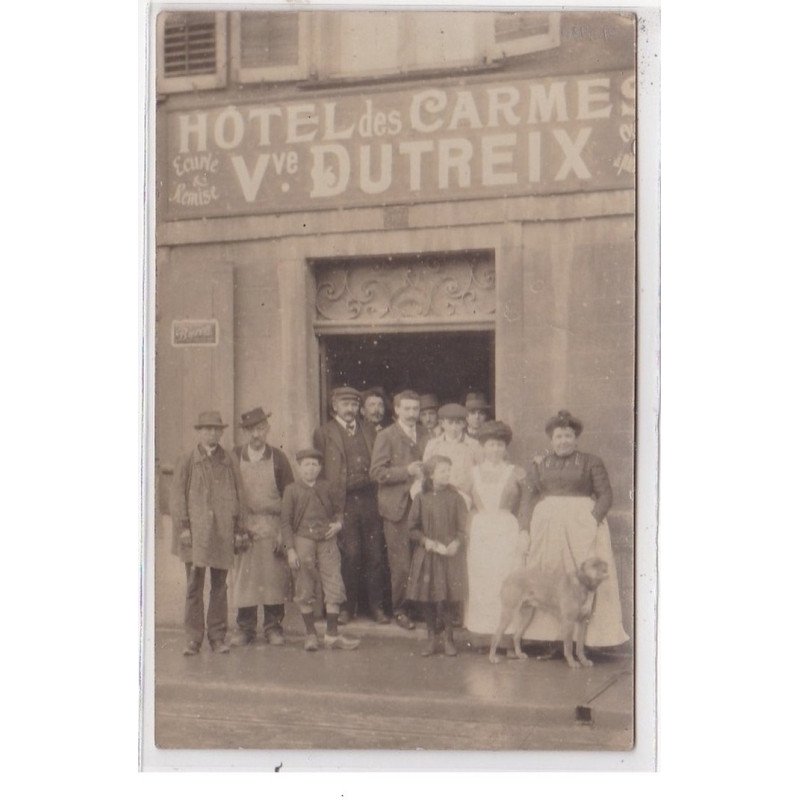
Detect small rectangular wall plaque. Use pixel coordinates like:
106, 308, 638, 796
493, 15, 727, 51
171, 319, 218, 347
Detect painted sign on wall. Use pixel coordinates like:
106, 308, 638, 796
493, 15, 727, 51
163, 71, 635, 220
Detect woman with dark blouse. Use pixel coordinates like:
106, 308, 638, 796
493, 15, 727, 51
522, 410, 628, 647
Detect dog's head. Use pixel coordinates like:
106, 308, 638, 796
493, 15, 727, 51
578, 557, 609, 590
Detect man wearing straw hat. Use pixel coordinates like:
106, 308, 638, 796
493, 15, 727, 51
170, 411, 243, 656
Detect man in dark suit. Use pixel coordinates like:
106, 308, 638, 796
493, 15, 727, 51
369, 389, 430, 631
313, 386, 390, 625
360, 386, 389, 433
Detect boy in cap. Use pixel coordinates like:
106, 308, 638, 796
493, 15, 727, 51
230, 407, 295, 647
281, 449, 360, 651
170, 411, 243, 655
422, 403, 482, 507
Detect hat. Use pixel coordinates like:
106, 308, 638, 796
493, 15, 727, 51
193, 411, 228, 430
477, 420, 513, 444
437, 403, 467, 420
418, 393, 439, 411
545, 409, 583, 437
465, 392, 492, 411
295, 448, 324, 464
239, 407, 271, 428
331, 386, 361, 404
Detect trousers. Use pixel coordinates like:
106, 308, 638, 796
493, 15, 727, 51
383, 510, 413, 614
236, 604, 285, 634
184, 563, 228, 644
338, 487, 386, 614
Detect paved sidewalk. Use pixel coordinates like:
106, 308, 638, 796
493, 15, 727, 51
154, 626, 633, 751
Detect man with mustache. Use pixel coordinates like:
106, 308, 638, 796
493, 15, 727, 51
313, 386, 389, 625
230, 407, 295, 647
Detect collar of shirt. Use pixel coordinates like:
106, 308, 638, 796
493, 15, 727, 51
202, 444, 219, 457
398, 421, 417, 443
335, 416, 357, 434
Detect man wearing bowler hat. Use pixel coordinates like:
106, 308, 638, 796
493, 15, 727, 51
464, 392, 492, 440
370, 389, 431, 630
314, 386, 389, 625
170, 411, 243, 655
230, 407, 295, 647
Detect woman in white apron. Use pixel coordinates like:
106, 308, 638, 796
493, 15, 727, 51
230, 407, 295, 646
464, 421, 531, 636
523, 410, 628, 648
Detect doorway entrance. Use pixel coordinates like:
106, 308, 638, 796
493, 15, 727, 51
318, 330, 494, 422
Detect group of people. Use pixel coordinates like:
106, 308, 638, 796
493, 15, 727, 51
170, 387, 629, 659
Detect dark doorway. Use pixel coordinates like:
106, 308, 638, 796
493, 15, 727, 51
318, 330, 494, 422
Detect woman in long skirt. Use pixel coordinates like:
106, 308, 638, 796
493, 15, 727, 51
523, 410, 628, 647
463, 421, 531, 636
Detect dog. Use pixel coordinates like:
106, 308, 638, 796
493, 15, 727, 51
488, 557, 609, 668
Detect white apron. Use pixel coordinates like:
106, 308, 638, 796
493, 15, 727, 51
523, 495, 628, 647
464, 463, 523, 635
231, 453, 291, 608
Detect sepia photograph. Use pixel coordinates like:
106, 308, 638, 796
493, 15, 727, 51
142, 2, 654, 767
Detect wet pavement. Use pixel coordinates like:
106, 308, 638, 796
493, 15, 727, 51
154, 615, 633, 752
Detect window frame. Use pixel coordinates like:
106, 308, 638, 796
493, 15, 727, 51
230, 11, 311, 84
156, 11, 227, 94
489, 11, 561, 60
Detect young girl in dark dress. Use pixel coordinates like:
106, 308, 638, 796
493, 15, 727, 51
406, 455, 469, 657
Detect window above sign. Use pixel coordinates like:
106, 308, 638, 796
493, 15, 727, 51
156, 10, 563, 94
490, 12, 561, 59
156, 11, 227, 93
231, 11, 311, 83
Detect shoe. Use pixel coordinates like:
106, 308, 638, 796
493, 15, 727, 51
231, 631, 255, 647
209, 640, 230, 654
182, 641, 201, 656
265, 629, 285, 646
371, 608, 390, 625
394, 613, 416, 631
324, 634, 360, 650
338, 610, 352, 625
304, 634, 320, 652
421, 633, 437, 657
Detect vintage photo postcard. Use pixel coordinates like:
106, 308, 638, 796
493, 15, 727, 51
141, 2, 659, 770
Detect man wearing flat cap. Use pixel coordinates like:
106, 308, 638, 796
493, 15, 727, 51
170, 411, 243, 655
313, 386, 389, 625
370, 389, 431, 630
230, 407, 295, 647
464, 392, 492, 441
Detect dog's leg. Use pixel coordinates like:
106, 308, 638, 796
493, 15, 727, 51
509, 605, 535, 660
489, 607, 515, 664
562, 620, 579, 668
576, 618, 593, 667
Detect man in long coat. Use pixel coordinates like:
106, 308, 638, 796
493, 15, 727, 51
230, 407, 295, 646
369, 390, 431, 630
314, 386, 389, 625
170, 411, 242, 655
